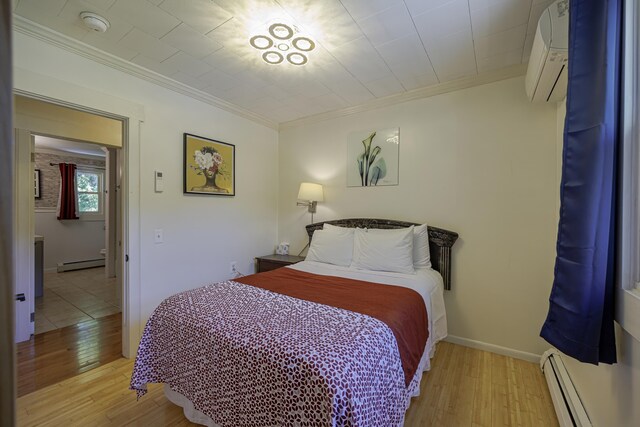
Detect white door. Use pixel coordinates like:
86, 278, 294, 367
14, 128, 35, 342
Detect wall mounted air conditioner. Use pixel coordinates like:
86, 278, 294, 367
525, 0, 569, 102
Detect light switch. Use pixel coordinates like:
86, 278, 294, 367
154, 229, 163, 244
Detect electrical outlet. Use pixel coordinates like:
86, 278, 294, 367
230, 261, 237, 274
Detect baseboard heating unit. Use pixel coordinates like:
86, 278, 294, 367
57, 258, 105, 272
540, 349, 591, 427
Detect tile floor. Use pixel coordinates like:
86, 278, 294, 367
35, 267, 121, 335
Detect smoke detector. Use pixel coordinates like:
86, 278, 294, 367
80, 12, 110, 33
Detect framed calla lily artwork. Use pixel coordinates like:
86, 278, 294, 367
347, 127, 399, 187
183, 133, 235, 196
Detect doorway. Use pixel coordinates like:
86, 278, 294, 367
32, 136, 121, 335
14, 71, 144, 359
13, 95, 130, 395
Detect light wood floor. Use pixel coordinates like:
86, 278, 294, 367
16, 341, 558, 427
17, 313, 122, 397
403, 342, 558, 426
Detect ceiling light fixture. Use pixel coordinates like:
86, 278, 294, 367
249, 21, 315, 66
287, 52, 307, 66
263, 51, 284, 65
249, 35, 273, 50
80, 11, 110, 33
269, 23, 294, 40
292, 37, 315, 52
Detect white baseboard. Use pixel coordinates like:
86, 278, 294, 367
444, 335, 541, 363
57, 258, 105, 272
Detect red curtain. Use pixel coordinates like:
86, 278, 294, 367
57, 163, 78, 220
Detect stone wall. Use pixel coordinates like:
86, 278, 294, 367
34, 151, 105, 209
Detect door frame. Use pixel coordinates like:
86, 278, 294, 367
13, 129, 34, 342
14, 68, 144, 358
105, 147, 119, 280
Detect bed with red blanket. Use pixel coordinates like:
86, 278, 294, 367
130, 219, 457, 426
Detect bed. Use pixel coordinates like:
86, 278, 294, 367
130, 219, 458, 426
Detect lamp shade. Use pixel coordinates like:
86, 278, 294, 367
297, 182, 324, 202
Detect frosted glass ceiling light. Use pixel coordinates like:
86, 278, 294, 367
292, 37, 315, 52
269, 23, 294, 40
287, 52, 308, 66
249, 35, 273, 50
263, 51, 284, 64
249, 21, 315, 66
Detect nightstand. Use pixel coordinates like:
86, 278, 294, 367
255, 254, 305, 273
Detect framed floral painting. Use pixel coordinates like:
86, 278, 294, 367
183, 133, 235, 196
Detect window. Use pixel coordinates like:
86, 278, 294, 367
76, 169, 104, 216
617, 0, 640, 341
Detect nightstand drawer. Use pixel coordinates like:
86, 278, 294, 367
255, 254, 305, 273
257, 260, 286, 273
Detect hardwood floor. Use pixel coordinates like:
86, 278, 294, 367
403, 342, 559, 426
16, 313, 122, 397
16, 341, 558, 426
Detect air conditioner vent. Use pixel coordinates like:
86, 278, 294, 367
525, 0, 569, 102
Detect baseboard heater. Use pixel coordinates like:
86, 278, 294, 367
540, 349, 591, 427
57, 258, 105, 272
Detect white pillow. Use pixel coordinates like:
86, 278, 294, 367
352, 226, 415, 274
305, 229, 354, 266
413, 224, 432, 269
323, 223, 353, 234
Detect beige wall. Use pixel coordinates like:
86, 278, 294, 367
278, 76, 559, 357
555, 101, 640, 427
35, 210, 106, 270
14, 31, 279, 327
14, 95, 123, 147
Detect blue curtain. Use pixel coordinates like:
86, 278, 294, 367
540, 0, 622, 364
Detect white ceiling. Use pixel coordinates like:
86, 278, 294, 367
34, 135, 106, 158
13, 0, 554, 124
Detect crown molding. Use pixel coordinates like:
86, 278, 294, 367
12, 16, 279, 130
13, 16, 529, 133
279, 64, 528, 130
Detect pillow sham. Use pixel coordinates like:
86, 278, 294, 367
352, 226, 415, 274
305, 228, 354, 267
413, 224, 432, 269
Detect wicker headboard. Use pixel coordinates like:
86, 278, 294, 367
305, 218, 459, 290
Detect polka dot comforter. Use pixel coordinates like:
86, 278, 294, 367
130, 279, 427, 426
